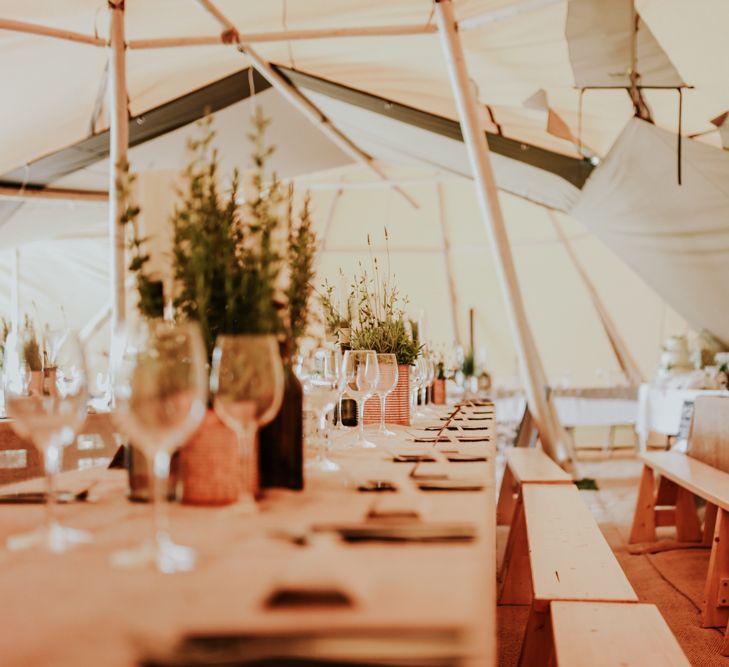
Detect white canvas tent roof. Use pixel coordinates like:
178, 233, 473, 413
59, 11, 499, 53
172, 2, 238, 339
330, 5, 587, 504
0, 0, 725, 394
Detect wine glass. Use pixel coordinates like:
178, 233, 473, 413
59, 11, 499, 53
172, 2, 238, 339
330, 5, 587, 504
372, 353, 398, 437
301, 348, 341, 472
410, 358, 426, 419
210, 334, 284, 512
422, 356, 436, 406
3, 326, 90, 553
111, 320, 207, 573
341, 350, 379, 448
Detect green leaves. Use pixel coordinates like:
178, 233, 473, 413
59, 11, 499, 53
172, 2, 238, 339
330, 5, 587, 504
122, 108, 317, 362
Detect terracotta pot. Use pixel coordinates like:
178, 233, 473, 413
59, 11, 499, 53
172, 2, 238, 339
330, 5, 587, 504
363, 363, 411, 426
180, 409, 240, 506
28, 370, 43, 396
432, 378, 446, 405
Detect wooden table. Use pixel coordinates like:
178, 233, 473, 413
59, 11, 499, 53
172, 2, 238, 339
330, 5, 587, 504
0, 406, 495, 666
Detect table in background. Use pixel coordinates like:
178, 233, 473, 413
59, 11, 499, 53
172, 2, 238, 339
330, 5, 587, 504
0, 406, 496, 667
636, 384, 729, 450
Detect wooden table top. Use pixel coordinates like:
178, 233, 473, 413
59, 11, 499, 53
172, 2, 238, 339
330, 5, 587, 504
0, 405, 496, 667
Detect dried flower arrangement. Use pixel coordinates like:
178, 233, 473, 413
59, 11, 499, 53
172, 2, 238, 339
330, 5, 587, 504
322, 230, 420, 365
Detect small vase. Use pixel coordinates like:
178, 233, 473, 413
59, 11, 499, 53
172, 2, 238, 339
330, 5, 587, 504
432, 378, 446, 404
259, 365, 303, 490
28, 370, 43, 396
179, 409, 240, 506
363, 363, 411, 426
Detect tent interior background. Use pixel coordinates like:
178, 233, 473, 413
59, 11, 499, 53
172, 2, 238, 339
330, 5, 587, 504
2, 0, 727, 446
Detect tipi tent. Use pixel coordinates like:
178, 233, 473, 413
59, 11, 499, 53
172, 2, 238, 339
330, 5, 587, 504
1, 0, 726, 459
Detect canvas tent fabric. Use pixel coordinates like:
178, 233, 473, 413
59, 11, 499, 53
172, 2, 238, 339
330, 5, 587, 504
572, 118, 729, 345
0, 0, 724, 386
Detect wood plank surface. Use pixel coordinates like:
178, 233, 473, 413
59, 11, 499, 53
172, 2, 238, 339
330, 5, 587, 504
522, 484, 637, 603
641, 451, 729, 511
505, 447, 572, 484
551, 601, 691, 667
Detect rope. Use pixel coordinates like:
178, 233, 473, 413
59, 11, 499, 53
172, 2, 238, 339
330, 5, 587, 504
281, 0, 296, 69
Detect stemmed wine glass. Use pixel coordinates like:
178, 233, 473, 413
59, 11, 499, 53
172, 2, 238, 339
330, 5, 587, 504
3, 326, 90, 553
300, 348, 341, 472
210, 334, 284, 512
341, 350, 379, 449
372, 353, 398, 437
410, 358, 426, 419
422, 355, 436, 407
111, 320, 207, 573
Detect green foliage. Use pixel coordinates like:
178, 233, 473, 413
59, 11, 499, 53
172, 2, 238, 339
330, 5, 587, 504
117, 163, 163, 319
461, 350, 476, 378
318, 273, 353, 335
347, 231, 420, 365
285, 190, 317, 356
121, 110, 317, 361
0, 317, 10, 367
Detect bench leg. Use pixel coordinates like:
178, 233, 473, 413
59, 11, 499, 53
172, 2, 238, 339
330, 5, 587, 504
702, 508, 729, 627
629, 465, 656, 544
675, 487, 702, 542
496, 466, 517, 526
704, 503, 719, 547
499, 492, 533, 604
518, 602, 553, 667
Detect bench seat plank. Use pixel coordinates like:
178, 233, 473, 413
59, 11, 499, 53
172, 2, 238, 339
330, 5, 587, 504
551, 601, 691, 667
523, 484, 638, 603
641, 451, 729, 511
506, 448, 572, 484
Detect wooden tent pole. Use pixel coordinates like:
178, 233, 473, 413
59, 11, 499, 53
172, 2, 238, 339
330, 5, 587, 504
191, 0, 418, 210
0, 186, 107, 203
435, 0, 575, 466
10, 248, 20, 332
128, 23, 437, 49
437, 183, 463, 346
0, 18, 106, 46
108, 1, 128, 330
241, 44, 419, 210
550, 214, 644, 386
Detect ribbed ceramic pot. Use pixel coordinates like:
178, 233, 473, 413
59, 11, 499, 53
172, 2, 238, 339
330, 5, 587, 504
363, 363, 411, 426
180, 409, 240, 506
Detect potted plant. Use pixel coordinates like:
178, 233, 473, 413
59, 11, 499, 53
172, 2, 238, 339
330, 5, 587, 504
122, 110, 317, 501
341, 232, 420, 425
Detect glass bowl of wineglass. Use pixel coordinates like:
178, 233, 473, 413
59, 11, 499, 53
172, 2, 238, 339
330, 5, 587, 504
111, 320, 208, 573
3, 325, 90, 553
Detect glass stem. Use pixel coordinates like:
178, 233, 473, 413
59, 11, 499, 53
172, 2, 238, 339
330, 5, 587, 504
357, 399, 366, 439
43, 444, 60, 530
318, 410, 328, 461
152, 450, 171, 544
379, 394, 387, 433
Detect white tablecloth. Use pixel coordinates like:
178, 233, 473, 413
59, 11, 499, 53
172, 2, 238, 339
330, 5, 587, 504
494, 393, 638, 428
636, 383, 729, 450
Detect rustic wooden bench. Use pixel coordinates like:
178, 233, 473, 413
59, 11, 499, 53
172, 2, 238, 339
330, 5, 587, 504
630, 450, 729, 639
548, 601, 691, 667
496, 447, 572, 526
500, 484, 638, 666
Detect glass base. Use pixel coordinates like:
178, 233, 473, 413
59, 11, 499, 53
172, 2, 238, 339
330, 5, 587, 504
306, 455, 341, 472
7, 521, 92, 554
355, 433, 377, 449
111, 533, 196, 574
374, 425, 398, 437
237, 492, 258, 516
